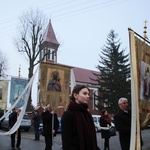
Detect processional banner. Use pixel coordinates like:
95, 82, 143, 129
129, 29, 150, 150
40, 62, 71, 110
10, 77, 28, 108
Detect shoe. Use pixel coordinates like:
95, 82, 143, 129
33, 139, 37, 141
12, 148, 16, 150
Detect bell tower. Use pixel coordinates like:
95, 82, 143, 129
39, 20, 59, 64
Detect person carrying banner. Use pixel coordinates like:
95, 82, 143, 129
9, 108, 21, 150
32, 110, 41, 141
41, 104, 59, 150
114, 97, 131, 150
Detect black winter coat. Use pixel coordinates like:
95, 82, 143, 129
41, 111, 59, 137
114, 109, 131, 150
100, 117, 111, 139
32, 113, 41, 127
61, 110, 79, 150
9, 112, 17, 128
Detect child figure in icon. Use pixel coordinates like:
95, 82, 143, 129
144, 66, 150, 99
47, 71, 61, 92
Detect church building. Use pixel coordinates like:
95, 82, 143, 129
38, 20, 101, 116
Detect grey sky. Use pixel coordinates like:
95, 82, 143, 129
0, 0, 149, 105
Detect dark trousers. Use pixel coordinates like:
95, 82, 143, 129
104, 138, 109, 150
44, 136, 52, 150
11, 129, 21, 148
34, 125, 40, 140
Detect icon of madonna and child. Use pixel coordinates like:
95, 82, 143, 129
140, 61, 150, 101
47, 71, 61, 92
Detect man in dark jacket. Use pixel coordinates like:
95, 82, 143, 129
32, 110, 41, 140
41, 104, 59, 150
114, 97, 131, 150
9, 108, 21, 150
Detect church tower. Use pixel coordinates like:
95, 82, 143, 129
39, 20, 59, 64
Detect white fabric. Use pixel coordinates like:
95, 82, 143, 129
129, 30, 140, 150
0, 67, 38, 135
100, 126, 109, 130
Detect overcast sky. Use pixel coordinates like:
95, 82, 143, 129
0, 0, 149, 106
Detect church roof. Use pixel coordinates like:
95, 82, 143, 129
73, 67, 99, 84
43, 20, 59, 45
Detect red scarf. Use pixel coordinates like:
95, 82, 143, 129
101, 115, 110, 123
68, 101, 98, 150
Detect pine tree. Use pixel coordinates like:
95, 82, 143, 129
93, 30, 131, 113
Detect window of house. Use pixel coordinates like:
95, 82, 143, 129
93, 90, 98, 110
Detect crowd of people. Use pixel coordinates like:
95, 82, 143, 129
1, 85, 141, 150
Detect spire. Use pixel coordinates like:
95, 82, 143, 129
18, 65, 21, 79
143, 20, 148, 40
43, 20, 59, 45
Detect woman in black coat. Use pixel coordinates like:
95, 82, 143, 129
100, 109, 111, 150
61, 85, 98, 150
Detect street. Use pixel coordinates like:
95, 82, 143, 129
0, 128, 150, 150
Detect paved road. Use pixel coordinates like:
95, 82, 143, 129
0, 128, 150, 150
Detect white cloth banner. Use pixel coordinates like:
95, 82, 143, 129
0, 66, 38, 135
100, 126, 109, 130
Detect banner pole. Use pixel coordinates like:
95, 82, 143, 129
129, 30, 141, 150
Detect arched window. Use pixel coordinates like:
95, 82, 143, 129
47, 48, 55, 61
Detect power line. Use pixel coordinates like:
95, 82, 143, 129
52, 0, 129, 20
0, 0, 130, 38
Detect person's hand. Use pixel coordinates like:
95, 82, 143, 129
51, 110, 54, 114
52, 130, 55, 134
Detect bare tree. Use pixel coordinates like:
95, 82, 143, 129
0, 50, 8, 79
14, 9, 48, 111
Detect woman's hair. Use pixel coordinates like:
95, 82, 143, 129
101, 109, 107, 115
70, 85, 89, 101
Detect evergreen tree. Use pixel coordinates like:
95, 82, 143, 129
93, 30, 131, 113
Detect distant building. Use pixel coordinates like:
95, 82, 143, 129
38, 20, 101, 116
0, 80, 9, 110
